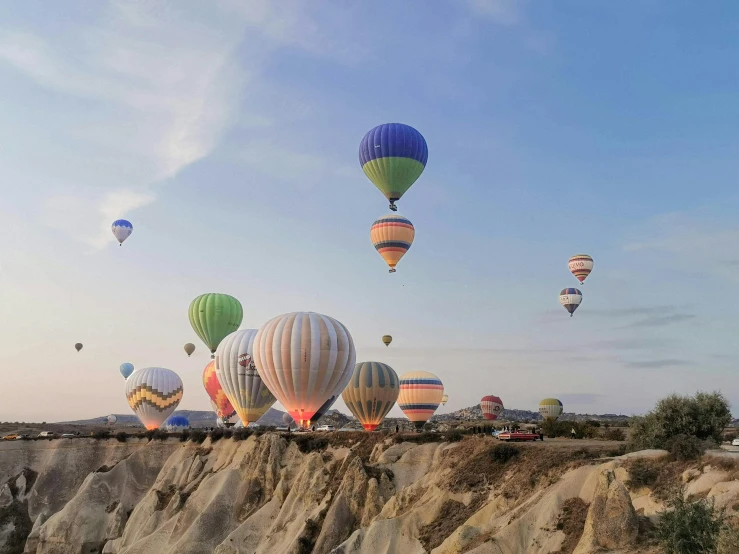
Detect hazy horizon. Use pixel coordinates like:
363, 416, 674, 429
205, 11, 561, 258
2, 1, 739, 422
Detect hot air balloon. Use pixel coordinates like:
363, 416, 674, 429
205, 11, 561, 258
202, 360, 239, 426
539, 398, 563, 420
120, 363, 134, 380
342, 362, 399, 431
211, 400, 239, 426
166, 415, 190, 432
370, 214, 414, 273
398, 371, 444, 430
359, 123, 428, 211
559, 288, 582, 317
188, 294, 243, 357
282, 412, 294, 426
75, 343, 83, 352
252, 312, 356, 429
106, 414, 117, 426
184, 343, 195, 357
441, 394, 448, 406
111, 219, 133, 246
382, 335, 392, 347
125, 367, 183, 430
215, 329, 276, 426
481, 395, 504, 420
568, 254, 593, 284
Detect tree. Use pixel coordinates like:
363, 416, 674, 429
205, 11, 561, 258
629, 391, 731, 458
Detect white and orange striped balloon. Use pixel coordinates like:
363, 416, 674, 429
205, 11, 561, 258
252, 312, 356, 428
398, 370, 444, 430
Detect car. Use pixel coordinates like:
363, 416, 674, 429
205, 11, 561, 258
17, 434, 30, 440
316, 425, 335, 432
37, 431, 55, 438
732, 438, 739, 447
275, 426, 290, 432
2, 434, 18, 441
61, 433, 76, 438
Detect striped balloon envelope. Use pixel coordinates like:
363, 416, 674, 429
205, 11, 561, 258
568, 254, 594, 283
202, 360, 239, 425
215, 329, 276, 426
539, 398, 564, 420
559, 288, 582, 317
359, 123, 428, 211
481, 395, 504, 420
210, 399, 239, 426
342, 362, 400, 431
370, 214, 415, 273
125, 367, 184, 430
398, 371, 444, 430
252, 312, 356, 429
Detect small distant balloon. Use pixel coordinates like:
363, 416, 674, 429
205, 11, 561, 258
106, 414, 117, 425
111, 219, 133, 246
371, 214, 415, 273
559, 288, 582, 317
539, 398, 563, 420
282, 412, 294, 426
120, 362, 134, 379
382, 335, 392, 347
441, 394, 448, 406
481, 395, 504, 420
184, 343, 195, 357
75, 343, 83, 352
568, 254, 594, 284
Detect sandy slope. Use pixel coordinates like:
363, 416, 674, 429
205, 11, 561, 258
1, 434, 738, 554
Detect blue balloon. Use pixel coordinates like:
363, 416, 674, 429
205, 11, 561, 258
120, 362, 134, 379
166, 415, 190, 429
112, 219, 133, 245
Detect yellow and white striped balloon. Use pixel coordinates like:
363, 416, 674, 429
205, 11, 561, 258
253, 312, 356, 428
125, 367, 183, 430
342, 361, 400, 431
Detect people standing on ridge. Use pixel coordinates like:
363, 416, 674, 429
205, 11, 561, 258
571, 427, 576, 439
395, 424, 399, 434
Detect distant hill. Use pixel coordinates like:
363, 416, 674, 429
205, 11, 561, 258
431, 404, 630, 424
59, 407, 348, 429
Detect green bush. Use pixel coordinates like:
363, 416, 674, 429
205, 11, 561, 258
92, 430, 111, 440
188, 430, 207, 444
210, 428, 224, 442
179, 430, 190, 442
115, 431, 127, 443
489, 444, 520, 464
630, 392, 731, 453
667, 435, 707, 461
233, 428, 252, 441
657, 487, 724, 554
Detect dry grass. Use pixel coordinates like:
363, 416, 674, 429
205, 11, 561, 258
418, 498, 485, 552
624, 458, 693, 500
549, 497, 590, 554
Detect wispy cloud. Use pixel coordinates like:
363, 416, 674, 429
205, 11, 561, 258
588, 337, 677, 351
621, 313, 696, 329
466, 0, 522, 25
623, 359, 691, 369
555, 393, 603, 405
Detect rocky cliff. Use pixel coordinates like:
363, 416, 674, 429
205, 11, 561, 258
2, 434, 737, 554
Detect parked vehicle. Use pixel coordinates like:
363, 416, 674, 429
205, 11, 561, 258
2, 434, 18, 441
316, 425, 335, 432
732, 438, 739, 447
37, 431, 55, 438
496, 431, 540, 442
61, 433, 76, 438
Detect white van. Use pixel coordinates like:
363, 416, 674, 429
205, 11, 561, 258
38, 431, 55, 438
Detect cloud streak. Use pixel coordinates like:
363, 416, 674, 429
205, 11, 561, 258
623, 359, 691, 369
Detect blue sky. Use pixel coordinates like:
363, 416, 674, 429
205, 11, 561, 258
1, 0, 738, 422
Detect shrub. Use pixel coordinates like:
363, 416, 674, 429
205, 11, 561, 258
210, 428, 224, 443
179, 430, 190, 442
188, 429, 207, 444
115, 431, 127, 443
657, 487, 724, 554
602, 428, 626, 441
233, 428, 252, 441
627, 459, 659, 489
92, 430, 111, 440
292, 436, 328, 453
444, 430, 463, 442
222, 429, 233, 439
630, 392, 731, 453
667, 435, 706, 461
489, 444, 520, 464
392, 432, 438, 445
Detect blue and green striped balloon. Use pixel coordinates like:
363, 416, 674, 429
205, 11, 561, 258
359, 123, 428, 211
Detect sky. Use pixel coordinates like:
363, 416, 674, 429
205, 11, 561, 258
1, 0, 739, 422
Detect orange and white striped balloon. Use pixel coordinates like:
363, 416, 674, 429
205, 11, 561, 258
252, 312, 356, 428
370, 214, 415, 273
398, 370, 444, 430
568, 254, 593, 283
